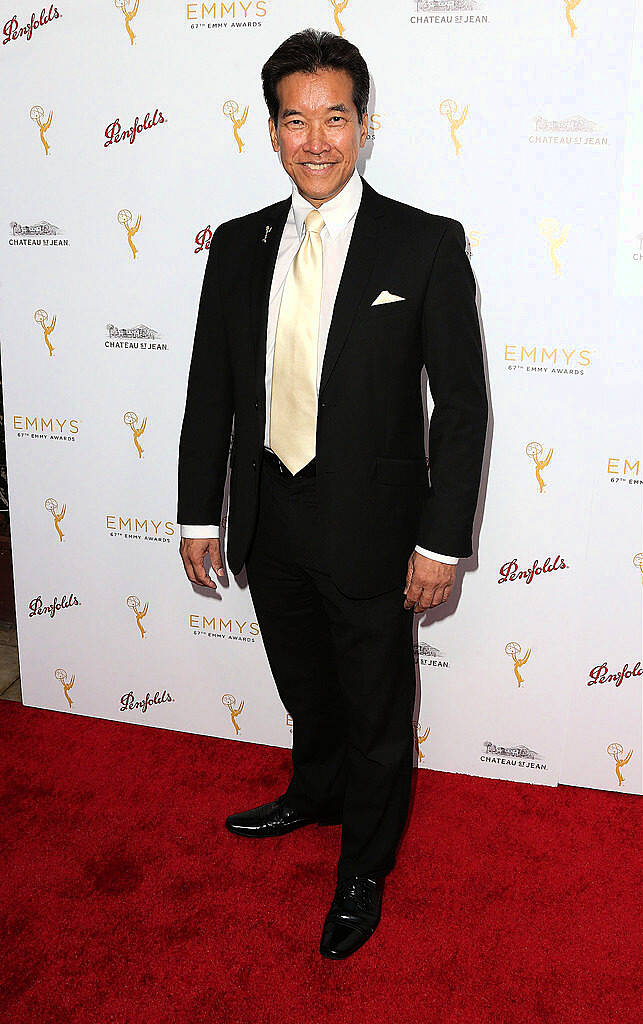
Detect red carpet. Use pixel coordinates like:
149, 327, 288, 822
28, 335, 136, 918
1, 701, 640, 1024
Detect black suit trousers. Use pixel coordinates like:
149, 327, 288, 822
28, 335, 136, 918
245, 454, 417, 881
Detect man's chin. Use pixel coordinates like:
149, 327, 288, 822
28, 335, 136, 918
291, 170, 351, 205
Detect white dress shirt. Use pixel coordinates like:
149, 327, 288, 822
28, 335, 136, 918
180, 168, 457, 566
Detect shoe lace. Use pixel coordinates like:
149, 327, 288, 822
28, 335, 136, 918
336, 877, 375, 914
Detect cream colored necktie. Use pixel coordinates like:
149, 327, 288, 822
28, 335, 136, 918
269, 208, 325, 474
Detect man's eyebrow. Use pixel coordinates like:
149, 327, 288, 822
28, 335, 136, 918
280, 103, 350, 118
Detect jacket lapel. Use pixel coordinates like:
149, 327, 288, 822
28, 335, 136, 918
319, 177, 384, 395
250, 197, 291, 398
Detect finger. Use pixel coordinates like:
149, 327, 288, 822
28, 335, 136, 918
403, 556, 415, 595
209, 543, 225, 578
415, 584, 438, 613
187, 554, 218, 589
404, 580, 424, 609
179, 548, 199, 583
181, 556, 202, 587
430, 584, 448, 607
432, 585, 452, 606
408, 591, 431, 613
183, 563, 203, 587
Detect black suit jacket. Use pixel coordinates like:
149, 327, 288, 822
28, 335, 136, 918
178, 177, 488, 598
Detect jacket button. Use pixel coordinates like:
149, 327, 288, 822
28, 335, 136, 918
254, 400, 259, 410
252, 460, 257, 470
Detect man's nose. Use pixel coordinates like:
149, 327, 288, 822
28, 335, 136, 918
303, 126, 331, 153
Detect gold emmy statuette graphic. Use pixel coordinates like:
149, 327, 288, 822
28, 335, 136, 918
34, 308, 56, 357
29, 104, 53, 155
329, 0, 350, 36
123, 410, 146, 459
222, 693, 244, 735
525, 441, 554, 493
222, 100, 249, 154
115, 0, 139, 46
415, 723, 430, 763
117, 208, 141, 260
44, 497, 66, 542
440, 98, 468, 156
505, 641, 531, 687
606, 742, 633, 787
565, 0, 581, 37
127, 595, 148, 638
55, 668, 75, 708
633, 553, 643, 585
539, 218, 569, 276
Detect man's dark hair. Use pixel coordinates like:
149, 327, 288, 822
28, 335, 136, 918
261, 28, 370, 124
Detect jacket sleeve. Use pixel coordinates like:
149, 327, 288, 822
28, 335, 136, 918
417, 220, 488, 557
177, 225, 234, 526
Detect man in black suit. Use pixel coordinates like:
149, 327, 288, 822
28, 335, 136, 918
178, 29, 488, 959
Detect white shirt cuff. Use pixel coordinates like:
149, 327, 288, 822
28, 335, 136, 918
414, 545, 458, 565
180, 524, 220, 539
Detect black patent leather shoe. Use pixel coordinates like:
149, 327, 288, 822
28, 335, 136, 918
225, 793, 340, 838
319, 875, 384, 959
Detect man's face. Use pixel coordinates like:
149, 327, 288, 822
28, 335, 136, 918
268, 67, 368, 207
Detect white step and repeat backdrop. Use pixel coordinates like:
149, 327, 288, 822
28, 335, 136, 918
1, 1, 641, 795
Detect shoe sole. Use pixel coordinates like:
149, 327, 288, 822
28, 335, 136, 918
225, 818, 327, 837
225, 812, 342, 836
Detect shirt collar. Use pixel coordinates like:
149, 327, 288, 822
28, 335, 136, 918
291, 167, 363, 241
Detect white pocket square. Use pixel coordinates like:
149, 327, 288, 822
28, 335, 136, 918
371, 290, 406, 306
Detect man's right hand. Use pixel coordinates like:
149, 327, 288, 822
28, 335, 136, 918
179, 537, 225, 589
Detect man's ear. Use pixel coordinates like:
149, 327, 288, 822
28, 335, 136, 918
269, 117, 280, 152
359, 112, 369, 146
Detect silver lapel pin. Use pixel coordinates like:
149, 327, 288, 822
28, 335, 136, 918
261, 224, 272, 244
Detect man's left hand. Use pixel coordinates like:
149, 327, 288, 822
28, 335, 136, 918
404, 551, 456, 612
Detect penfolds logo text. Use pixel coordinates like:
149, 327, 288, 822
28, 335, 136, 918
105, 109, 165, 148
498, 555, 568, 585
587, 661, 642, 688
29, 592, 80, 619
195, 224, 213, 254
120, 689, 175, 714
3, 5, 60, 45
